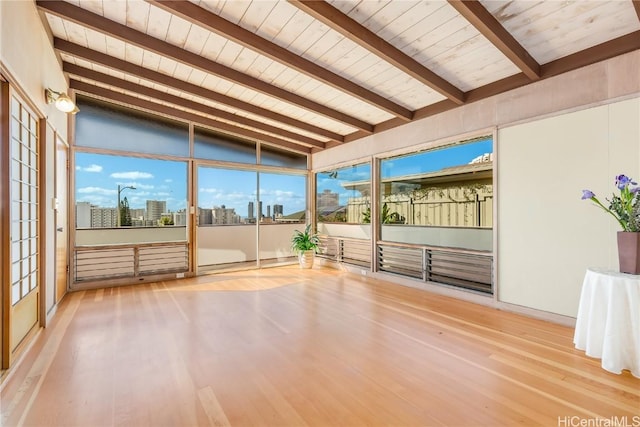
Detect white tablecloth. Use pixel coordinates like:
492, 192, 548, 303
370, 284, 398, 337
573, 268, 640, 378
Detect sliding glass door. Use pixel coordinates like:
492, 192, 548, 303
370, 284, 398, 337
258, 172, 306, 267
196, 166, 258, 272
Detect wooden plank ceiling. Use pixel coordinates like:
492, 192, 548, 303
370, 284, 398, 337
37, 0, 640, 154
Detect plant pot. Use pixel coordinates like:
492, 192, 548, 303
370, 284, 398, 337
617, 231, 640, 275
298, 250, 314, 269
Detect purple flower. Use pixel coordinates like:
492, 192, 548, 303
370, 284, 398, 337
615, 174, 636, 189
581, 189, 595, 199
583, 174, 640, 232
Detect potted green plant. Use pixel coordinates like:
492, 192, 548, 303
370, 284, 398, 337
291, 224, 320, 269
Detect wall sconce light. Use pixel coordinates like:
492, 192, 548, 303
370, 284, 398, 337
45, 88, 79, 114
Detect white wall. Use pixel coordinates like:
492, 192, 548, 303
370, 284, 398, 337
497, 98, 640, 317
0, 1, 69, 135
312, 50, 640, 319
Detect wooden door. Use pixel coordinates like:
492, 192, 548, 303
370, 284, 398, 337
7, 90, 40, 364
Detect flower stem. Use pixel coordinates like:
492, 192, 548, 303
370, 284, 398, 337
590, 196, 628, 231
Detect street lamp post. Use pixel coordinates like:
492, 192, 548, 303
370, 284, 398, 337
117, 185, 136, 227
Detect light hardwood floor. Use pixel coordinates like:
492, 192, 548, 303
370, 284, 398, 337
1, 266, 638, 426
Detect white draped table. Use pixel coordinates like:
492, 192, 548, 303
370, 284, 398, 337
573, 268, 640, 378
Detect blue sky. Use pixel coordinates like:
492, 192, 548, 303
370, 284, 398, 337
75, 153, 187, 211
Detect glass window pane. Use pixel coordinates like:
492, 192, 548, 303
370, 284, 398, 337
12, 284, 20, 305
12, 241, 20, 258
260, 145, 306, 169
21, 163, 29, 182
12, 261, 20, 281
380, 137, 493, 228
316, 162, 371, 224
196, 166, 258, 270
11, 96, 20, 117
11, 159, 20, 180
197, 167, 256, 225
11, 135, 20, 159
11, 202, 19, 219
75, 96, 189, 157
21, 220, 29, 240
11, 220, 19, 240
194, 126, 256, 164
75, 152, 188, 244
11, 180, 20, 199
20, 182, 27, 199
258, 172, 306, 266
258, 172, 306, 224
11, 118, 19, 137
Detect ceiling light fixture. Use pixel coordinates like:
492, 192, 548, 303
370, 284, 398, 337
45, 88, 79, 114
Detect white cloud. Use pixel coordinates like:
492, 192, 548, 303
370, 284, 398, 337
77, 164, 103, 173
199, 187, 220, 194
128, 191, 151, 197
110, 171, 154, 180
225, 192, 251, 201
273, 190, 295, 198
164, 179, 173, 183
155, 192, 171, 197
77, 186, 116, 196
118, 182, 154, 190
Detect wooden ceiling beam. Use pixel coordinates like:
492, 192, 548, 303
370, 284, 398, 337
54, 39, 343, 143
288, 0, 465, 105
147, 0, 413, 121
36, 1, 373, 133
64, 63, 326, 149
447, 0, 541, 81
633, 0, 640, 22
541, 30, 640, 78
69, 80, 312, 154
344, 30, 640, 143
